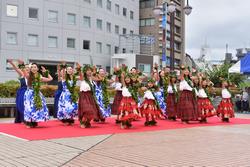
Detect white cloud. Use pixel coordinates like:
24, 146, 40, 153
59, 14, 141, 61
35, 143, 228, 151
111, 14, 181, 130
186, 0, 250, 60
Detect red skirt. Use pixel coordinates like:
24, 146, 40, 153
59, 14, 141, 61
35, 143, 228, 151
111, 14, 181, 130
140, 99, 161, 118
78, 91, 101, 121
177, 90, 200, 121
119, 96, 139, 121
217, 98, 234, 118
111, 90, 122, 115
197, 98, 216, 118
166, 93, 177, 118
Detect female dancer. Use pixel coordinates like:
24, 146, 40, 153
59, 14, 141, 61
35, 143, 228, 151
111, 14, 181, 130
7, 59, 29, 123
177, 66, 200, 124
166, 72, 178, 121
197, 77, 216, 123
57, 65, 78, 125
217, 80, 235, 122
92, 68, 111, 122
24, 63, 52, 128
140, 78, 161, 126
119, 72, 140, 129
53, 64, 63, 118
154, 70, 167, 117
78, 65, 101, 128
111, 75, 123, 123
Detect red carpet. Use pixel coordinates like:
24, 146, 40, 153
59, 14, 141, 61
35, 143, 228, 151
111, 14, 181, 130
1, 117, 250, 141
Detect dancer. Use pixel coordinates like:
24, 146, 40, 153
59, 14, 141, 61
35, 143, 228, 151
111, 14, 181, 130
140, 78, 161, 126
92, 67, 111, 122
177, 66, 200, 124
78, 65, 101, 128
197, 76, 216, 123
154, 70, 168, 117
24, 63, 52, 128
7, 59, 29, 123
217, 80, 235, 122
53, 64, 63, 118
118, 72, 140, 129
111, 75, 123, 123
166, 72, 178, 121
57, 65, 78, 125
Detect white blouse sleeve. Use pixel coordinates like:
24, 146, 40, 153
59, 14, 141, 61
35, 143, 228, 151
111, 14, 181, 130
144, 90, 155, 100
198, 89, 208, 98
80, 80, 91, 92
222, 89, 231, 98
122, 87, 132, 97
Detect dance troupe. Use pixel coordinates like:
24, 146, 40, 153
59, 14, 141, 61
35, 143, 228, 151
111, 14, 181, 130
8, 59, 235, 129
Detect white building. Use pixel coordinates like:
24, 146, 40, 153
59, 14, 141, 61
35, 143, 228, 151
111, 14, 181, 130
0, 0, 139, 82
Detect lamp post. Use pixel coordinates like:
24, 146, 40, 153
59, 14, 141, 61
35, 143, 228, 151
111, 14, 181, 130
153, 0, 192, 71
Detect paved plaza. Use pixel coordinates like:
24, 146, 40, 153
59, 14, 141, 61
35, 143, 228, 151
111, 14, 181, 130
0, 114, 250, 167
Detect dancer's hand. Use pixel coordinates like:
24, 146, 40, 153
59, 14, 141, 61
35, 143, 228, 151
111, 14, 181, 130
41, 66, 47, 73
17, 59, 24, 64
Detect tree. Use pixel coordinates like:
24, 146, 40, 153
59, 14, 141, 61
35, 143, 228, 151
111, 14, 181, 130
206, 64, 245, 87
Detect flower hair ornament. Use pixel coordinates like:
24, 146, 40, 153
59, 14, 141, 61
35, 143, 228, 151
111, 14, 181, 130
82, 64, 93, 73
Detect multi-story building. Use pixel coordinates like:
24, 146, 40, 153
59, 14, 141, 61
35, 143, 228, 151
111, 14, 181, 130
139, 0, 185, 68
0, 0, 139, 82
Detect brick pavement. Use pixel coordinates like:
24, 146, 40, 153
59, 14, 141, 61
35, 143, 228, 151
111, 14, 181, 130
64, 124, 250, 167
1, 114, 250, 167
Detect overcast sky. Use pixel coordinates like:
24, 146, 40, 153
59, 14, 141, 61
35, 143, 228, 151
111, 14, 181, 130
186, 0, 250, 60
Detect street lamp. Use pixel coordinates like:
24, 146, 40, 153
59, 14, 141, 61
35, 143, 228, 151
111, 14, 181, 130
153, 0, 192, 71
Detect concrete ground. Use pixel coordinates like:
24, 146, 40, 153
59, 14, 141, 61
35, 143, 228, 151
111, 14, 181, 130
0, 114, 250, 167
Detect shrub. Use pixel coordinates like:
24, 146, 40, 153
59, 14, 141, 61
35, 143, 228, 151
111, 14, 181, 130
0, 81, 117, 98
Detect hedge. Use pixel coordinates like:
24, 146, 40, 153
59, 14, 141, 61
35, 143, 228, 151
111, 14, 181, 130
0, 81, 242, 98
0, 82, 116, 98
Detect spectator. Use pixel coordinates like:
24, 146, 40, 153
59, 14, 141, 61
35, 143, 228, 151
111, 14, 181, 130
242, 89, 249, 113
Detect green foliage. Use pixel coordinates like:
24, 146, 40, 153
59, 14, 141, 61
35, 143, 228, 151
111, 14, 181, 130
0, 80, 19, 98
206, 64, 245, 87
0, 80, 117, 98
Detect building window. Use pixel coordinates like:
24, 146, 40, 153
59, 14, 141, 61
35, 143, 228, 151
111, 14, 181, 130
130, 11, 134, 20
29, 8, 38, 19
97, 0, 102, 8
140, 18, 155, 27
115, 4, 119, 15
122, 28, 126, 35
145, 18, 154, 26
27, 34, 38, 46
6, 5, 18, 17
107, 0, 111, 11
176, 9, 181, 18
175, 26, 181, 34
83, 16, 91, 28
7, 32, 17, 45
140, 0, 155, 9
106, 44, 111, 55
115, 25, 119, 34
83, 40, 90, 50
138, 63, 151, 74
67, 38, 75, 48
130, 30, 134, 35
84, 0, 91, 3
48, 36, 57, 48
106, 22, 111, 33
96, 19, 102, 30
67, 13, 76, 25
175, 42, 181, 51
115, 46, 119, 53
123, 8, 127, 17
48, 10, 58, 23
122, 48, 126, 53
96, 42, 102, 53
